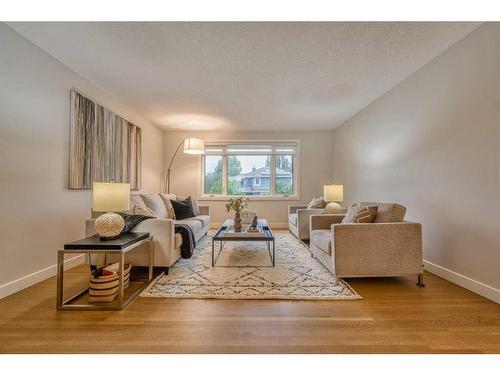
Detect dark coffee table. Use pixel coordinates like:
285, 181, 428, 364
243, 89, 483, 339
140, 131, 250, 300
212, 219, 275, 267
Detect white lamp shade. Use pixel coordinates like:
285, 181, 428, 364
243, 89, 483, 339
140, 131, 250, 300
323, 184, 343, 202
92, 182, 130, 212
183, 137, 205, 154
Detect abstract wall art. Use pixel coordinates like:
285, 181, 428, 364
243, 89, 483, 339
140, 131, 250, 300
68, 89, 142, 189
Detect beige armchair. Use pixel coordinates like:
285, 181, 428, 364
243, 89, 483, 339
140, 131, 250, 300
309, 203, 424, 286
288, 205, 326, 240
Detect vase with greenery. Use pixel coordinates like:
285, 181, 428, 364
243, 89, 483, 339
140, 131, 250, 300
225, 197, 250, 232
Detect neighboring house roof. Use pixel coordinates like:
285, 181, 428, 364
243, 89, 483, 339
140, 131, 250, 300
239, 166, 292, 179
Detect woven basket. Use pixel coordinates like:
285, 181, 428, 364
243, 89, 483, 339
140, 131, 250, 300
88, 263, 131, 303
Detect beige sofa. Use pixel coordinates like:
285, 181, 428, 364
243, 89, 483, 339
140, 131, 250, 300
288, 205, 326, 240
309, 202, 424, 286
86, 193, 210, 273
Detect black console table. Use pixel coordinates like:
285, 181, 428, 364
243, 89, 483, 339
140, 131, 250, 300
57, 232, 153, 310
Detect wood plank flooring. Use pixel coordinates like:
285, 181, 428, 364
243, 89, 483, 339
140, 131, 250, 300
0, 266, 499, 353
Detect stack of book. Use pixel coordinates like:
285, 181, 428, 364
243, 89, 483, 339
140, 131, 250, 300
88, 263, 131, 303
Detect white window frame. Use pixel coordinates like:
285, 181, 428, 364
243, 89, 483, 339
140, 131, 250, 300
200, 139, 300, 201
254, 177, 261, 187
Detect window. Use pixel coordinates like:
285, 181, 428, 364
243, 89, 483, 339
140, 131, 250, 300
202, 141, 298, 199
203, 155, 223, 194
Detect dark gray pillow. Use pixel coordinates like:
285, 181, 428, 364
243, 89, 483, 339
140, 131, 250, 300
170, 196, 196, 220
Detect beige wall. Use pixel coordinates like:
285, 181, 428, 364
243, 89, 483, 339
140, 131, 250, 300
0, 24, 163, 296
331, 23, 500, 297
164, 131, 334, 225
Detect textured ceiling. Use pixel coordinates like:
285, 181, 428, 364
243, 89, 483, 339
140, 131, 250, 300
7, 22, 481, 131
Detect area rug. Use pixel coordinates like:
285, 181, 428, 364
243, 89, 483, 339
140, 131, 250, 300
141, 231, 361, 300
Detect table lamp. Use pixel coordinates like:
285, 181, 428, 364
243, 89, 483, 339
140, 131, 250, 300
93, 182, 130, 240
323, 184, 344, 214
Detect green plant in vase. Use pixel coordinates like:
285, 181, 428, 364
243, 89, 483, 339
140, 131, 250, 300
225, 197, 250, 232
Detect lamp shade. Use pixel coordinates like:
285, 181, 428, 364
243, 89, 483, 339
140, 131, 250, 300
92, 182, 130, 212
323, 184, 343, 202
183, 137, 205, 154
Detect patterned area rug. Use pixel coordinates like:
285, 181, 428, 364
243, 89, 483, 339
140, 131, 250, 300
141, 231, 361, 300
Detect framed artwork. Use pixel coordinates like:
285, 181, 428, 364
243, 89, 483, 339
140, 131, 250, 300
68, 89, 142, 190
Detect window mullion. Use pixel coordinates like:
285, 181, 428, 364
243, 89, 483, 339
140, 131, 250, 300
270, 154, 276, 196
222, 155, 228, 195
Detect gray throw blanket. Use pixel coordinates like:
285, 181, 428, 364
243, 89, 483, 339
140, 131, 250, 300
174, 223, 196, 259
118, 213, 196, 259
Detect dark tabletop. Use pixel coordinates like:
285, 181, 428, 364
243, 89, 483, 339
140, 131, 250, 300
64, 232, 150, 251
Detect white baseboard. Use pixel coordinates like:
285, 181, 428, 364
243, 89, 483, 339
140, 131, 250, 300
0, 254, 85, 300
424, 260, 500, 304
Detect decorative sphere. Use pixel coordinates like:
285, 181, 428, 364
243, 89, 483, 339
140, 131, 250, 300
325, 202, 343, 214
95, 212, 125, 238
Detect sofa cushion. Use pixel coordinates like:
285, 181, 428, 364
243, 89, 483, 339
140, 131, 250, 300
192, 215, 210, 227
360, 202, 406, 223
140, 194, 168, 218
159, 194, 176, 219
289, 213, 298, 226
175, 218, 202, 233
310, 229, 332, 255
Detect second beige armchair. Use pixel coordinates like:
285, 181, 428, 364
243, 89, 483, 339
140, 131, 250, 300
288, 205, 325, 240
309, 202, 424, 286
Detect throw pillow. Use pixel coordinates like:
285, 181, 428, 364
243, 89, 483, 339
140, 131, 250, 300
355, 206, 378, 223
159, 194, 177, 219
126, 194, 146, 214
342, 205, 378, 224
190, 196, 201, 216
342, 204, 358, 223
133, 205, 158, 217
359, 201, 406, 223
170, 196, 197, 220
307, 197, 326, 209
140, 194, 168, 218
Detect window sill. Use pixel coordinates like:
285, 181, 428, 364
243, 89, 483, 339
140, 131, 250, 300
199, 195, 300, 201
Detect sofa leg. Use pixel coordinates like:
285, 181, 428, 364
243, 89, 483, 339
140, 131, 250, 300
417, 273, 425, 287
164, 267, 169, 275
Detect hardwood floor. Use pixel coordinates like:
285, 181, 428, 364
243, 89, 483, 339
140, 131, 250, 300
0, 266, 499, 353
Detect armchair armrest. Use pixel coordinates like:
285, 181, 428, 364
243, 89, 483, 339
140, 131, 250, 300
288, 205, 308, 215
198, 205, 210, 216
310, 214, 345, 230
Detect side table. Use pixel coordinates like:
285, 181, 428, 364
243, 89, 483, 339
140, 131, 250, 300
57, 232, 153, 310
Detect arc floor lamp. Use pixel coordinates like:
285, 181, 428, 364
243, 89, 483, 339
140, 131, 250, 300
164, 137, 205, 193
